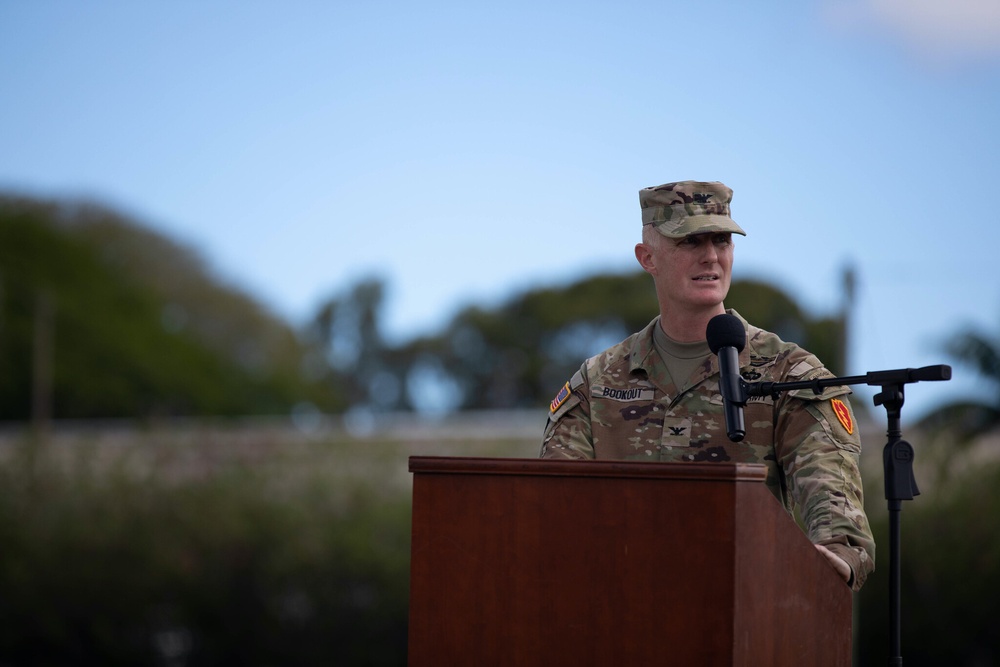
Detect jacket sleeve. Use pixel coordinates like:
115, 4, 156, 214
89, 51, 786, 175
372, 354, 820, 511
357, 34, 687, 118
775, 380, 876, 591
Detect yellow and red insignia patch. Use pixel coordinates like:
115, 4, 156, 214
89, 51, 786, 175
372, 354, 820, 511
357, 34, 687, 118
831, 398, 854, 435
550, 382, 571, 413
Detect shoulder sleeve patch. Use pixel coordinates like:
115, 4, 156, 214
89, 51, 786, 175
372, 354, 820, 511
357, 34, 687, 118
549, 369, 585, 414
549, 382, 572, 413
831, 398, 854, 435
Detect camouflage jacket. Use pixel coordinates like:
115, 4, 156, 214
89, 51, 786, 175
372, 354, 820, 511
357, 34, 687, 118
541, 310, 875, 590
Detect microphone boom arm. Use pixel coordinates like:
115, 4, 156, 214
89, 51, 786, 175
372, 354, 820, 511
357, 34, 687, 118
745, 364, 952, 400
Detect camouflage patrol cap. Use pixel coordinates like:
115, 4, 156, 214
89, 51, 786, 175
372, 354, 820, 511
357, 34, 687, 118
639, 180, 746, 239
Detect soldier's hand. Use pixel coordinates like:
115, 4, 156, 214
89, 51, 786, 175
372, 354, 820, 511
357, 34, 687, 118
815, 544, 852, 583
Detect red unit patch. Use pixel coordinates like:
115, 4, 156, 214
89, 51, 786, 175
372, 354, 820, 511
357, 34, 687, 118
831, 398, 854, 435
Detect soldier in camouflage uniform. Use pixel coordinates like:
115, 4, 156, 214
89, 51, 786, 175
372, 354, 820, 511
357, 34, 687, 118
541, 180, 875, 591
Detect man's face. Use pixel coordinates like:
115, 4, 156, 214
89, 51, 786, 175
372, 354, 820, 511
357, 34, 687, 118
639, 232, 734, 313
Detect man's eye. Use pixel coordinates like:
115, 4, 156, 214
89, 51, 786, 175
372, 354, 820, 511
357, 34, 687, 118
713, 234, 732, 246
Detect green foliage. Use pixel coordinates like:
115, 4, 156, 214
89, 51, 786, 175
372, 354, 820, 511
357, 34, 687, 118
0, 195, 343, 420
2, 422, 997, 666
918, 326, 1000, 442
2, 192, 849, 419
389, 272, 847, 411
434, 272, 659, 409
0, 434, 411, 665
307, 278, 395, 410
855, 316, 1000, 665
727, 278, 846, 375
854, 459, 1000, 666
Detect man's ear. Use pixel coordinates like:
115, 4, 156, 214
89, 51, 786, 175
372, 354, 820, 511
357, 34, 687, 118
635, 243, 657, 275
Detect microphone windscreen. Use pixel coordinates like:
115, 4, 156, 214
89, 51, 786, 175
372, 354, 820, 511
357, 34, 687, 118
706, 313, 746, 354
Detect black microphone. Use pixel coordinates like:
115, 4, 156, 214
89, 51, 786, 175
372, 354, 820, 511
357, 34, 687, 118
706, 313, 747, 442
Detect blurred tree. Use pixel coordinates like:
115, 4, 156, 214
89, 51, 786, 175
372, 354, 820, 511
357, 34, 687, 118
2, 192, 851, 420
387, 271, 848, 412
918, 324, 1000, 442
909, 320, 1000, 489
65, 202, 316, 386
0, 195, 343, 420
727, 277, 849, 376
306, 278, 403, 415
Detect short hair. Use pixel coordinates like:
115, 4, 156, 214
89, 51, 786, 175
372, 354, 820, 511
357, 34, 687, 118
641, 224, 663, 248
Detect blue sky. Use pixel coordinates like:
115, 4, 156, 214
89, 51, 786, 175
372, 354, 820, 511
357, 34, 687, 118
2, 1, 999, 420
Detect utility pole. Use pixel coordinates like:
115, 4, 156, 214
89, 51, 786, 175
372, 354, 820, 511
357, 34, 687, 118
32, 289, 54, 438
840, 262, 857, 376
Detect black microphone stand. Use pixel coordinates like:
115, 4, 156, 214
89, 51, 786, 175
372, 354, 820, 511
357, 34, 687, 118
743, 364, 951, 666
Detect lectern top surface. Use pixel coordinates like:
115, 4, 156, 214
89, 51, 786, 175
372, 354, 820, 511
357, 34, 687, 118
409, 456, 768, 482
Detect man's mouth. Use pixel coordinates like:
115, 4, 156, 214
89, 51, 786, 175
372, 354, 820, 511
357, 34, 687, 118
693, 274, 718, 281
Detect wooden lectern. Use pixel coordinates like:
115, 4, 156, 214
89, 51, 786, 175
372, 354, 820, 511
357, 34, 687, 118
408, 456, 852, 666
